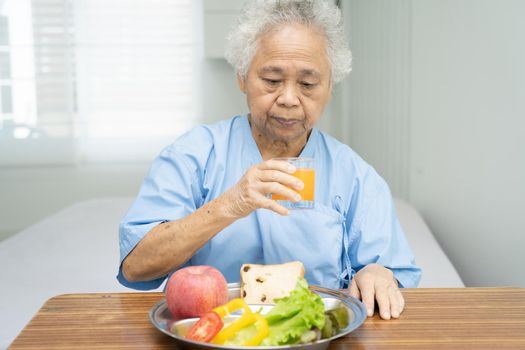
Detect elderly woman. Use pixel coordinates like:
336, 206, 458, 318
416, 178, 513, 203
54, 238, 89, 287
118, 0, 420, 320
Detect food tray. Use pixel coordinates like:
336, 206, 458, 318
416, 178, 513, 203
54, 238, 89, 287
149, 283, 367, 350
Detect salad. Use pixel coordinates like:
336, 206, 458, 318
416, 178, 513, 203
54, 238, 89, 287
176, 278, 349, 346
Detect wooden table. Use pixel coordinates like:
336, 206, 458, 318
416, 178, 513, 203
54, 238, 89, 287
9, 288, 525, 349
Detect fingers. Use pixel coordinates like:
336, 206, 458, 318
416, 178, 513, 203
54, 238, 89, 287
397, 289, 405, 314
259, 159, 297, 174
359, 280, 375, 317
257, 170, 304, 191
362, 283, 400, 320
256, 161, 304, 196
234, 159, 305, 216
348, 278, 361, 300
259, 198, 289, 216
238, 185, 291, 216
353, 264, 404, 320
355, 282, 400, 320
260, 181, 302, 202
386, 286, 405, 319
389, 288, 400, 319
253, 160, 304, 201
375, 284, 391, 320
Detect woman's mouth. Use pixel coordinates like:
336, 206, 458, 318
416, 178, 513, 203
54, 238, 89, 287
271, 116, 301, 127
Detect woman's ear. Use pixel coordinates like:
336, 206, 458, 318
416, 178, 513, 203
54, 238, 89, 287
237, 74, 246, 94
325, 78, 333, 103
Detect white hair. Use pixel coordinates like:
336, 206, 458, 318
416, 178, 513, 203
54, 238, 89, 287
225, 0, 352, 83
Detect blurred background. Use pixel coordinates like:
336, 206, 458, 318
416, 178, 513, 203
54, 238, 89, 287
0, 0, 523, 288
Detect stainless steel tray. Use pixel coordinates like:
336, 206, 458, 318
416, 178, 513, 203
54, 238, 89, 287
149, 283, 366, 350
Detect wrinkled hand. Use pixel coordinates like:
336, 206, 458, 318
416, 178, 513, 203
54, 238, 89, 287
223, 159, 304, 218
348, 264, 405, 320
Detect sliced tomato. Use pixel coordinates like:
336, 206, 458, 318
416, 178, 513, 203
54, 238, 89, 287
185, 311, 224, 343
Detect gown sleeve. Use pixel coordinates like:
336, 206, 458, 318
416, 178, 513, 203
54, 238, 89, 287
117, 143, 204, 290
346, 176, 422, 288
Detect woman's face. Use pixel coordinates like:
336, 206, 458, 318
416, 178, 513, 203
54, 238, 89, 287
239, 23, 332, 144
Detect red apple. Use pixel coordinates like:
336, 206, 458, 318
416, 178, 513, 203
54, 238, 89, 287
166, 265, 228, 319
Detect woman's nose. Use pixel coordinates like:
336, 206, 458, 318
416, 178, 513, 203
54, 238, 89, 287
276, 83, 300, 107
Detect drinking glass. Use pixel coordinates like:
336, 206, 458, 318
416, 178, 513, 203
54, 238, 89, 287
271, 157, 315, 209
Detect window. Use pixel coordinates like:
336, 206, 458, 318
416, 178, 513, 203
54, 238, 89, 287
0, 0, 201, 165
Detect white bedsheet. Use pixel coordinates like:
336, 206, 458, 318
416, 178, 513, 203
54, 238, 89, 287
0, 197, 463, 348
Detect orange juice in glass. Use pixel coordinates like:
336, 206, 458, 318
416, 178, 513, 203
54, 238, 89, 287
271, 157, 315, 209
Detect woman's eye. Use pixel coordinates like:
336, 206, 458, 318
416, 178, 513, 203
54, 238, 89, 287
301, 82, 316, 89
263, 78, 280, 85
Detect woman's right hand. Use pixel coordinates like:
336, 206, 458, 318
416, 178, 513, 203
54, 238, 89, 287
222, 159, 305, 218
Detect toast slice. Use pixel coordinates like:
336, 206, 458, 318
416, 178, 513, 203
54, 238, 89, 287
240, 261, 305, 304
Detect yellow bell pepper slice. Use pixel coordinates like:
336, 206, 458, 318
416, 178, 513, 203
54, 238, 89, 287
212, 298, 250, 318
243, 313, 269, 346
211, 298, 270, 345
212, 298, 255, 344
212, 311, 256, 344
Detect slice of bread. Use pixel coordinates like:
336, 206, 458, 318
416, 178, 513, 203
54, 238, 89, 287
240, 261, 305, 304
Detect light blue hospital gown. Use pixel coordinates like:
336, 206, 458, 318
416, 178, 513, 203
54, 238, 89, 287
118, 115, 421, 290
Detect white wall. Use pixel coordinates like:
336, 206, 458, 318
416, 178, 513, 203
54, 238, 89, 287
342, 0, 412, 198
410, 0, 525, 287
344, 0, 525, 287
201, 59, 247, 123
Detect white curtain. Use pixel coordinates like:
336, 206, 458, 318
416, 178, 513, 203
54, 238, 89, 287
0, 0, 201, 165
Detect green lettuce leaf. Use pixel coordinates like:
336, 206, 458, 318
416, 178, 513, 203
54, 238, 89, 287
261, 278, 325, 346
225, 278, 325, 346
224, 324, 257, 346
